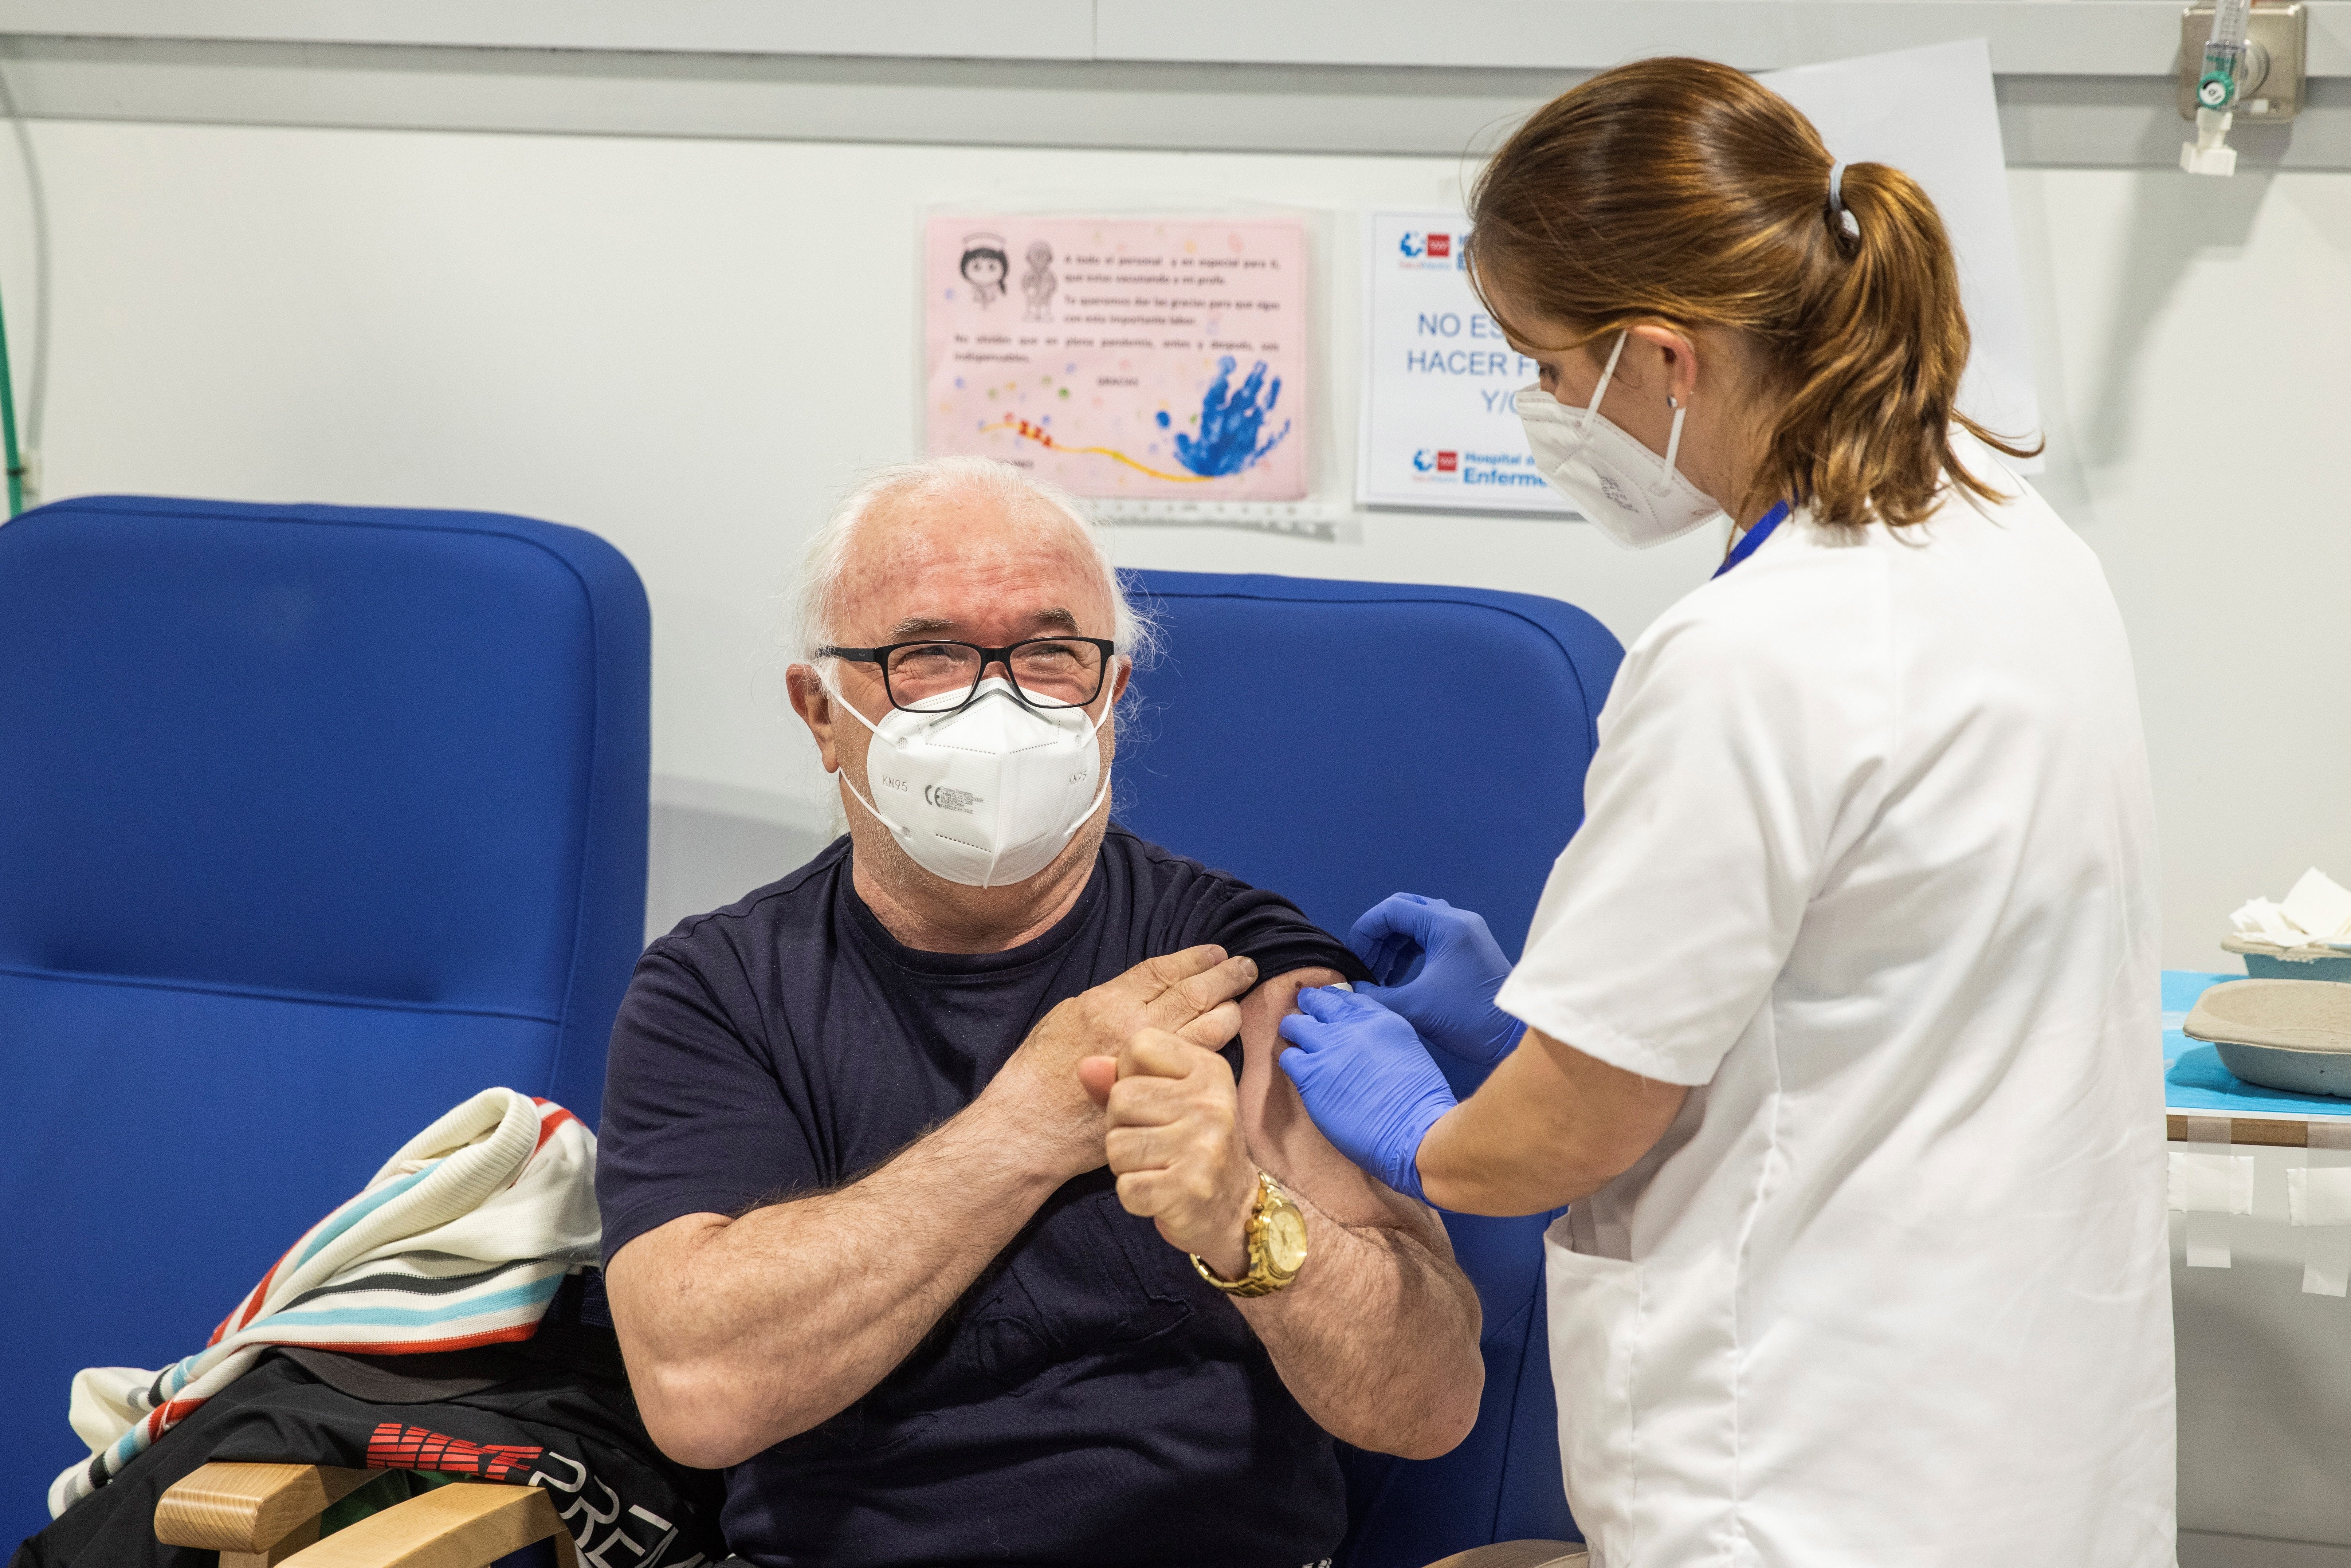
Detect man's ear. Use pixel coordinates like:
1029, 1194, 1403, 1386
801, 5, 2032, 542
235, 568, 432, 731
1110, 656, 1133, 705
785, 663, 842, 774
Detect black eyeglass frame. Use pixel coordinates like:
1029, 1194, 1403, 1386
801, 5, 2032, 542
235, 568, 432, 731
818, 636, 1119, 715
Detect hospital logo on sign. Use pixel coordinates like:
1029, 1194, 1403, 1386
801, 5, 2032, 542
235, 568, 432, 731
1396, 231, 1469, 271
1410, 447, 1550, 490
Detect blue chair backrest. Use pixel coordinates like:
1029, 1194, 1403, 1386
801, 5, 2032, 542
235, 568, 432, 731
0, 497, 649, 1542
1113, 569, 1623, 1567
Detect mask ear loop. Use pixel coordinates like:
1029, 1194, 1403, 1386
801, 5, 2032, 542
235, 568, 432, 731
1573, 330, 1631, 448
1650, 392, 1691, 498
819, 669, 1116, 865
818, 670, 915, 843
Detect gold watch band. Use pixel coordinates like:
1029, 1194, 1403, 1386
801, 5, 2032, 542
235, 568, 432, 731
1190, 1171, 1307, 1298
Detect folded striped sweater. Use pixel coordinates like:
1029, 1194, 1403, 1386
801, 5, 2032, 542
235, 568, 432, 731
50, 1088, 600, 1518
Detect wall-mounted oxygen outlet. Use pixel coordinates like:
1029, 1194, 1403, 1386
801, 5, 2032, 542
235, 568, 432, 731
2180, 3, 2308, 121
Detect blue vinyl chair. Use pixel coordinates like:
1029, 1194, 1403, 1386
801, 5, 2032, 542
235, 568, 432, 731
1112, 569, 1625, 1568
0, 496, 649, 1545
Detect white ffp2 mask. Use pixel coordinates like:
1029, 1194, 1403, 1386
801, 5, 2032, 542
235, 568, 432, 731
828, 675, 1110, 888
1515, 330, 1724, 550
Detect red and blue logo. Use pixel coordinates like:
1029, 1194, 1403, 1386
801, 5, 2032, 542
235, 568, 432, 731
1397, 232, 1467, 270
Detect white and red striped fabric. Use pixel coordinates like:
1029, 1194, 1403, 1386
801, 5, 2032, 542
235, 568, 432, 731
49, 1088, 599, 1518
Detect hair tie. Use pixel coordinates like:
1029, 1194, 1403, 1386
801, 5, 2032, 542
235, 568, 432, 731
1826, 161, 1860, 238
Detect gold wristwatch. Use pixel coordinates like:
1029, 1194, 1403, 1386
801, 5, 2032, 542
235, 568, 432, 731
1191, 1170, 1308, 1298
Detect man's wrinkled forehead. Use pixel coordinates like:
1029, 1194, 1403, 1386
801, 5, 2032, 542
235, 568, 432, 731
877, 605, 1084, 643
833, 495, 1113, 642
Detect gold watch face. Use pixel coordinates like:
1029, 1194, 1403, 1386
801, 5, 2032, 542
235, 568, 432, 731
1263, 1200, 1310, 1275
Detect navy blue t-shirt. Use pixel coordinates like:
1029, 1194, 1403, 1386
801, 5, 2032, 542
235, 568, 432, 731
597, 825, 1372, 1568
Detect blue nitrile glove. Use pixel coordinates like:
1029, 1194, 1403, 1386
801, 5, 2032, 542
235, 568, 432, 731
1346, 893, 1523, 1066
1279, 986, 1457, 1205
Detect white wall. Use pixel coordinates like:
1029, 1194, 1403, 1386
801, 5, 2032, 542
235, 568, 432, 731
0, 120, 1736, 936
3, 111, 2350, 1552
2, 120, 2340, 959
2018, 166, 2351, 974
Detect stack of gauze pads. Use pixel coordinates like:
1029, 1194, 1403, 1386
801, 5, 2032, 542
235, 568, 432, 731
2229, 867, 2351, 974
2177, 866, 2351, 1294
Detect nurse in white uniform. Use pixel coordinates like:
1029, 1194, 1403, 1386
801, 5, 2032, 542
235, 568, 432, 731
1278, 58, 2174, 1567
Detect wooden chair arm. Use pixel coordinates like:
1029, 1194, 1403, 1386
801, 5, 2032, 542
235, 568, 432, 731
278, 1482, 579, 1568
156, 1462, 376, 1553
1424, 1543, 1589, 1568
157, 1463, 1553, 1568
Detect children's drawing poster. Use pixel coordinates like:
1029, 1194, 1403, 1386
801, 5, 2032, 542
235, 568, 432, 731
924, 215, 1308, 500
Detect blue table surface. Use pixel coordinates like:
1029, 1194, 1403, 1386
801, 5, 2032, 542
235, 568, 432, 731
2163, 968, 2351, 1119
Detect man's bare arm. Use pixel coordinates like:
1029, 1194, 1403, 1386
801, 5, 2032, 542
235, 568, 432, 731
1230, 969, 1485, 1459
608, 1103, 1053, 1469
607, 946, 1259, 1469
1087, 967, 1486, 1461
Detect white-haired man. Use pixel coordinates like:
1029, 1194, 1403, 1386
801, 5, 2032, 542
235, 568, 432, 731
598, 457, 1484, 1568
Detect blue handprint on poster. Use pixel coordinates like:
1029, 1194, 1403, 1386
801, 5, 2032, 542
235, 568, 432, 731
1155, 358, 1291, 478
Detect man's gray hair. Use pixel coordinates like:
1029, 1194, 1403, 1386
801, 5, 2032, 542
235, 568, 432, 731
792, 456, 1155, 664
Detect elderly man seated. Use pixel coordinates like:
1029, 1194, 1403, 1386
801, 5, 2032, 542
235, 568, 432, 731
598, 456, 1484, 1568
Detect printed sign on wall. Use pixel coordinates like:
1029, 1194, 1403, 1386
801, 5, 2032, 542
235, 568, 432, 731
1356, 212, 1564, 514
925, 215, 1308, 500
1358, 42, 2041, 514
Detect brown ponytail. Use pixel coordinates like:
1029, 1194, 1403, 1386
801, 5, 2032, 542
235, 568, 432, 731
1466, 58, 2038, 528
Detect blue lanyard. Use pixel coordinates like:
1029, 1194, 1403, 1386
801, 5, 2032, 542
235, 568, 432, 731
1712, 501, 1790, 579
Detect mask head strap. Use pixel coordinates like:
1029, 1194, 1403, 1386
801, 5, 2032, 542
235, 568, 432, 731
1578, 330, 1631, 437
817, 669, 908, 841
1651, 393, 1690, 498
1579, 328, 1693, 501
821, 667, 883, 739
816, 670, 1114, 881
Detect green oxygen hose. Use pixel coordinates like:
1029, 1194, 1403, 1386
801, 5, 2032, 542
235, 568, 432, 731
0, 278, 19, 516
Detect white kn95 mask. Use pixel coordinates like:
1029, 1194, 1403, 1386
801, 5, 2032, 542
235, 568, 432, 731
1515, 329, 1725, 550
827, 674, 1110, 889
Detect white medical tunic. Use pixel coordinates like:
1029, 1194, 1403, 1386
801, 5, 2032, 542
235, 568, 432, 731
1494, 461, 2173, 1567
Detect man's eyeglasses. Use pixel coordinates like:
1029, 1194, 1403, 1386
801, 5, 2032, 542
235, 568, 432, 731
819, 637, 1117, 715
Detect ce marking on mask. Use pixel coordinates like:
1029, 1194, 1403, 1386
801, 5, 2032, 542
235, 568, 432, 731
924, 784, 982, 815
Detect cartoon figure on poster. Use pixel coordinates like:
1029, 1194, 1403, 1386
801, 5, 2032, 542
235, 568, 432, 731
959, 232, 1010, 309
926, 215, 1308, 500
1022, 241, 1057, 322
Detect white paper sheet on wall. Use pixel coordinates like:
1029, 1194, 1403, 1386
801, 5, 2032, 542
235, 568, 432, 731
1355, 36, 2043, 511
1761, 39, 2045, 472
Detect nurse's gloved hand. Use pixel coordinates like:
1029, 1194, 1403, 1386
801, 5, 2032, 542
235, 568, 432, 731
1347, 893, 1524, 1066
1278, 987, 1456, 1206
